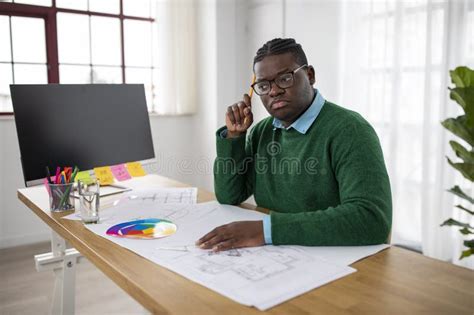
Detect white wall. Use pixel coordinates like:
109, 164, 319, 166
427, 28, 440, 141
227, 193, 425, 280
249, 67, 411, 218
0, 0, 342, 248
192, 0, 217, 191
0, 118, 51, 248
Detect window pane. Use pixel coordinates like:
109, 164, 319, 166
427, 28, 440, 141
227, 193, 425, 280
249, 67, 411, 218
0, 64, 13, 112
92, 66, 122, 83
124, 20, 152, 67
14, 64, 47, 84
91, 16, 121, 66
466, 10, 474, 63
126, 68, 152, 109
58, 13, 90, 64
400, 72, 425, 125
0, 16, 11, 62
152, 68, 158, 111
431, 9, 444, 65
429, 71, 442, 125
370, 18, 388, 68
367, 72, 391, 124
372, 0, 388, 14
89, 0, 120, 14
11, 17, 46, 63
401, 12, 427, 67
56, 0, 87, 10
404, 0, 427, 9
123, 0, 151, 17
14, 0, 51, 6
152, 21, 158, 67
60, 65, 91, 83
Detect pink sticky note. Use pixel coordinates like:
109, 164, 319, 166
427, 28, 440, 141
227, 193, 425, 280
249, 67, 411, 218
110, 164, 132, 181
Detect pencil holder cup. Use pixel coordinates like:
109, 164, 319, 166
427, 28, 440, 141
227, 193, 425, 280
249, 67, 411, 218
48, 182, 75, 212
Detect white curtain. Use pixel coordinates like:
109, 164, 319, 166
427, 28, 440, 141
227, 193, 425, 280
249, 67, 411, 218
155, 0, 197, 114
339, 0, 474, 268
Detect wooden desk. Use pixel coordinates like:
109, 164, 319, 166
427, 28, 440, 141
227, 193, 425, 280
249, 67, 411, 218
18, 175, 474, 314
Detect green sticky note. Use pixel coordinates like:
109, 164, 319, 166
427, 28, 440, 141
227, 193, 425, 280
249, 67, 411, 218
74, 171, 93, 185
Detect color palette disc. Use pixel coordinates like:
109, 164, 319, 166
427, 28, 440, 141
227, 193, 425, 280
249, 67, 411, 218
106, 218, 177, 239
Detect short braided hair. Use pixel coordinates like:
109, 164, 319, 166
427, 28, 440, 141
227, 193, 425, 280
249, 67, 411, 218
253, 38, 308, 67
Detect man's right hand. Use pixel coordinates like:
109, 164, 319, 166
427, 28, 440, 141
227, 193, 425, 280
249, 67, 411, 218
225, 94, 253, 138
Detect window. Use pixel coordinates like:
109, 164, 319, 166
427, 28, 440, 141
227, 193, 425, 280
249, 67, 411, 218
0, 15, 49, 112
0, 0, 157, 113
340, 0, 473, 255
346, 1, 451, 247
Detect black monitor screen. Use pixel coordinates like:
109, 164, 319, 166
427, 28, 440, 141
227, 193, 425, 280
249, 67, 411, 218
11, 84, 155, 186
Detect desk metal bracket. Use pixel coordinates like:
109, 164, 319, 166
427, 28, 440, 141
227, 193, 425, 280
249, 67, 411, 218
34, 231, 83, 315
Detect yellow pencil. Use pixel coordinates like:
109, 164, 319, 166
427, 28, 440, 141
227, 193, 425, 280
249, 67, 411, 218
244, 74, 256, 125
249, 74, 256, 99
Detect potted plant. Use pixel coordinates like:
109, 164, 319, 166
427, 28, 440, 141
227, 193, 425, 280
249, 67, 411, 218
441, 66, 474, 259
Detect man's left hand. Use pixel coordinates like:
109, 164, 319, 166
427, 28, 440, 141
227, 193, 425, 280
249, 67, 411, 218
195, 221, 265, 252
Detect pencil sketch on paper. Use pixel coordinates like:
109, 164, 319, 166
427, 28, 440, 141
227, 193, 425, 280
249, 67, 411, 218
162, 246, 315, 282
121, 188, 198, 205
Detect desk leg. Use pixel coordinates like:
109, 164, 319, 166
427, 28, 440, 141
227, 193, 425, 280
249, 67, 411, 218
50, 231, 76, 315
51, 256, 76, 315
35, 231, 82, 315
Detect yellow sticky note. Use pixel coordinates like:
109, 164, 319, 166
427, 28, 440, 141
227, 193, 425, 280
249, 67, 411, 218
74, 171, 94, 185
94, 166, 115, 186
126, 162, 146, 177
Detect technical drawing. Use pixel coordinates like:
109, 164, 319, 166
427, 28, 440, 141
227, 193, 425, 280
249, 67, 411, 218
123, 188, 198, 205
168, 246, 315, 282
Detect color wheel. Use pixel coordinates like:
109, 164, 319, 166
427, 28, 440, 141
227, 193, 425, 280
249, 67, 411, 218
106, 218, 177, 239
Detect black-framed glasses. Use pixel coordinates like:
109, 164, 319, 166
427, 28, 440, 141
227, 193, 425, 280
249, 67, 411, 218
251, 64, 308, 96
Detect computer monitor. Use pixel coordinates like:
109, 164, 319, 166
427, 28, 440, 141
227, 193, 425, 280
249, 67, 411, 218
11, 84, 155, 187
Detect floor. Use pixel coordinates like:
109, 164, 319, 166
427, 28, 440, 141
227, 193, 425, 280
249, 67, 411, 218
0, 241, 144, 315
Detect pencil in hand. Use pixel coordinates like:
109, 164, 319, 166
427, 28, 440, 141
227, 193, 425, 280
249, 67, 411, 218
244, 74, 256, 125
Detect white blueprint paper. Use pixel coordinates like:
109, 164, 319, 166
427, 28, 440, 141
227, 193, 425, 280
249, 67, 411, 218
85, 201, 388, 310
120, 188, 198, 205
62, 187, 198, 221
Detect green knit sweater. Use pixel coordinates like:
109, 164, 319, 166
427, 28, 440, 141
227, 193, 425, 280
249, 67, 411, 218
214, 101, 392, 246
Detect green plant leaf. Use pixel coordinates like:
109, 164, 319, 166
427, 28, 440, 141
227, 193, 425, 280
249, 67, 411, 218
459, 227, 473, 235
450, 66, 474, 88
441, 116, 474, 147
460, 248, 474, 259
440, 218, 473, 229
449, 140, 474, 163
449, 88, 467, 108
448, 186, 474, 204
449, 87, 474, 125
460, 238, 474, 261
455, 204, 474, 215
447, 157, 474, 181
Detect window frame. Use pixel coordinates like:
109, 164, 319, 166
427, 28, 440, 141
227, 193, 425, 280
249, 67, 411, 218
0, 1, 155, 115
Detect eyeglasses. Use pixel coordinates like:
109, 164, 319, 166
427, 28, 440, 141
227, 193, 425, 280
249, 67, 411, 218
251, 64, 307, 96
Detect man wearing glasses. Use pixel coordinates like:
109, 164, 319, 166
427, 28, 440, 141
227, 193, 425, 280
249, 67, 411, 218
196, 38, 392, 251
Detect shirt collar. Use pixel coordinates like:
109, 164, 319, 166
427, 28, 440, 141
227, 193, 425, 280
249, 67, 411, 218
272, 89, 325, 134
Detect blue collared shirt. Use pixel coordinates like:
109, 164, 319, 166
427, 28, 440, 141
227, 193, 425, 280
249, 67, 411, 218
271, 89, 325, 133
263, 89, 325, 244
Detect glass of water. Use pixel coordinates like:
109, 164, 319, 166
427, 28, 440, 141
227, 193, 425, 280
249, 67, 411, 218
77, 179, 100, 224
